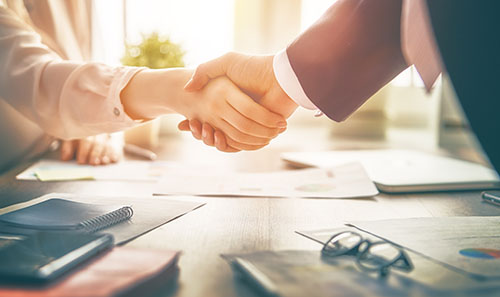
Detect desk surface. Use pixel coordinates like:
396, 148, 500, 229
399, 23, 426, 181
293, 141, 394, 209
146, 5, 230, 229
0, 126, 499, 297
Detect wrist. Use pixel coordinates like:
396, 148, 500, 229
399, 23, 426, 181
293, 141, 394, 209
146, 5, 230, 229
270, 78, 299, 118
272, 49, 317, 111
258, 56, 298, 119
120, 68, 194, 120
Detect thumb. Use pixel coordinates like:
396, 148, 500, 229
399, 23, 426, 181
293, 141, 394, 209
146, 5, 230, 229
184, 53, 233, 92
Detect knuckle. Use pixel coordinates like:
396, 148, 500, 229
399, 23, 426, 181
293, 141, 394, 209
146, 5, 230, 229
223, 52, 236, 62
195, 63, 206, 74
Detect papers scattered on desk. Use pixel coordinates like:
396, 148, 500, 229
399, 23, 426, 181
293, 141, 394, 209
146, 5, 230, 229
281, 149, 500, 193
16, 159, 177, 182
349, 216, 500, 280
154, 162, 378, 199
298, 226, 500, 292
35, 168, 94, 181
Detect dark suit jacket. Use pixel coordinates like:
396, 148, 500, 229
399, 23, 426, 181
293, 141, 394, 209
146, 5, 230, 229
428, 1, 500, 173
287, 0, 500, 172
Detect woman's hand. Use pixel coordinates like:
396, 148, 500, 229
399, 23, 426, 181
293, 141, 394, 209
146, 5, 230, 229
60, 134, 123, 165
121, 68, 286, 151
178, 118, 239, 152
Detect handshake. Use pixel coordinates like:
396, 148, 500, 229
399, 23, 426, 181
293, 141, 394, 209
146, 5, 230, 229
177, 53, 299, 153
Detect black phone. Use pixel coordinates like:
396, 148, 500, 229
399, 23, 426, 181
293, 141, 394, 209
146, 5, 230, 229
481, 191, 500, 206
0, 226, 113, 284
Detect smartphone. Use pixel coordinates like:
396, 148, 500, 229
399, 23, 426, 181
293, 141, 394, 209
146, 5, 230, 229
0, 226, 113, 284
481, 191, 500, 206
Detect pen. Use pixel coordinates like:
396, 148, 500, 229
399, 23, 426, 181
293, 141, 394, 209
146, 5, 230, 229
232, 258, 279, 297
481, 191, 500, 207
124, 144, 157, 161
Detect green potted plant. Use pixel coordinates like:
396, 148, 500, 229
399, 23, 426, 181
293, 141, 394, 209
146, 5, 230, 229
121, 32, 185, 149
122, 32, 185, 69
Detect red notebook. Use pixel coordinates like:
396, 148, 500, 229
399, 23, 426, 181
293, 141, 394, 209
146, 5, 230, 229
0, 247, 180, 297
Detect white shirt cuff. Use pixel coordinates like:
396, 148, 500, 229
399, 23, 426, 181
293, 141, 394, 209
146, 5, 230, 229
272, 49, 318, 111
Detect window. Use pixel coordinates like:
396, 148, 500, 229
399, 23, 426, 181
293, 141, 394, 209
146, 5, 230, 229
92, 0, 234, 67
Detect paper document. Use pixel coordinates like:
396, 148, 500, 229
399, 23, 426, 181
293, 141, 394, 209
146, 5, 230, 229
35, 168, 94, 181
154, 162, 378, 199
350, 216, 500, 279
17, 159, 178, 182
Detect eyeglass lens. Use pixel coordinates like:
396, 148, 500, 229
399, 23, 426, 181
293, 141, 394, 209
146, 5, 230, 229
322, 231, 413, 277
357, 242, 402, 271
323, 231, 363, 256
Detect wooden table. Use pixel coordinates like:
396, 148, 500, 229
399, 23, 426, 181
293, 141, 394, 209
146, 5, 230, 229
1, 125, 499, 297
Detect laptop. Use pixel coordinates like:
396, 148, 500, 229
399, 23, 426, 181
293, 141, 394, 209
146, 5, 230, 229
281, 149, 500, 193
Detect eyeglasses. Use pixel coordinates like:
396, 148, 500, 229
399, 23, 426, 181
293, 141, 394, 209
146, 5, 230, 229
321, 231, 413, 277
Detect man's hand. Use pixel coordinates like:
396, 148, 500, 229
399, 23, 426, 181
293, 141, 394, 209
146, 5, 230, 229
179, 53, 298, 151
177, 76, 286, 151
60, 134, 123, 165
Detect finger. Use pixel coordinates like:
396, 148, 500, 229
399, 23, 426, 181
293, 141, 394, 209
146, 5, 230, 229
225, 135, 269, 151
77, 137, 93, 164
189, 119, 203, 140
214, 130, 240, 153
221, 100, 281, 139
184, 53, 234, 92
213, 130, 233, 152
214, 130, 227, 151
107, 137, 123, 163
110, 147, 122, 163
178, 119, 190, 131
216, 118, 270, 145
100, 144, 111, 165
89, 141, 105, 166
60, 140, 76, 161
201, 123, 215, 146
226, 93, 287, 129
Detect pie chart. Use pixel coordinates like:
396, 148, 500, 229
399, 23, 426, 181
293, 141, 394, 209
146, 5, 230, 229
459, 248, 500, 259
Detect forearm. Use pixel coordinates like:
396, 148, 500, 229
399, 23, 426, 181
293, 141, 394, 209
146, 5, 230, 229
120, 68, 194, 120
0, 8, 140, 139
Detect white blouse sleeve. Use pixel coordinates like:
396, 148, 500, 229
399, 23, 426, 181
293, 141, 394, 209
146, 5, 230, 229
0, 8, 144, 139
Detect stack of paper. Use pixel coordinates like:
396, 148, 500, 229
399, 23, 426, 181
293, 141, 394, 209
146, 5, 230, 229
154, 162, 378, 199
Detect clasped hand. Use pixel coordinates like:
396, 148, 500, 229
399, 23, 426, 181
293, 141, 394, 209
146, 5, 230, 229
178, 53, 298, 152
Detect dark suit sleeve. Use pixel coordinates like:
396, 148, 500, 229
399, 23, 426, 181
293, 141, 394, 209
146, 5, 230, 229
287, 0, 408, 121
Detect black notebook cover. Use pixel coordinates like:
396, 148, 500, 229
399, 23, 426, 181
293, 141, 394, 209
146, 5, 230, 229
0, 198, 133, 233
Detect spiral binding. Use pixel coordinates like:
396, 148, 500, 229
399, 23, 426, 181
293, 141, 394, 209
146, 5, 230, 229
79, 206, 134, 233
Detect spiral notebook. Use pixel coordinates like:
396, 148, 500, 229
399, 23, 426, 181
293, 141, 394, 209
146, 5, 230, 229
0, 198, 133, 233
